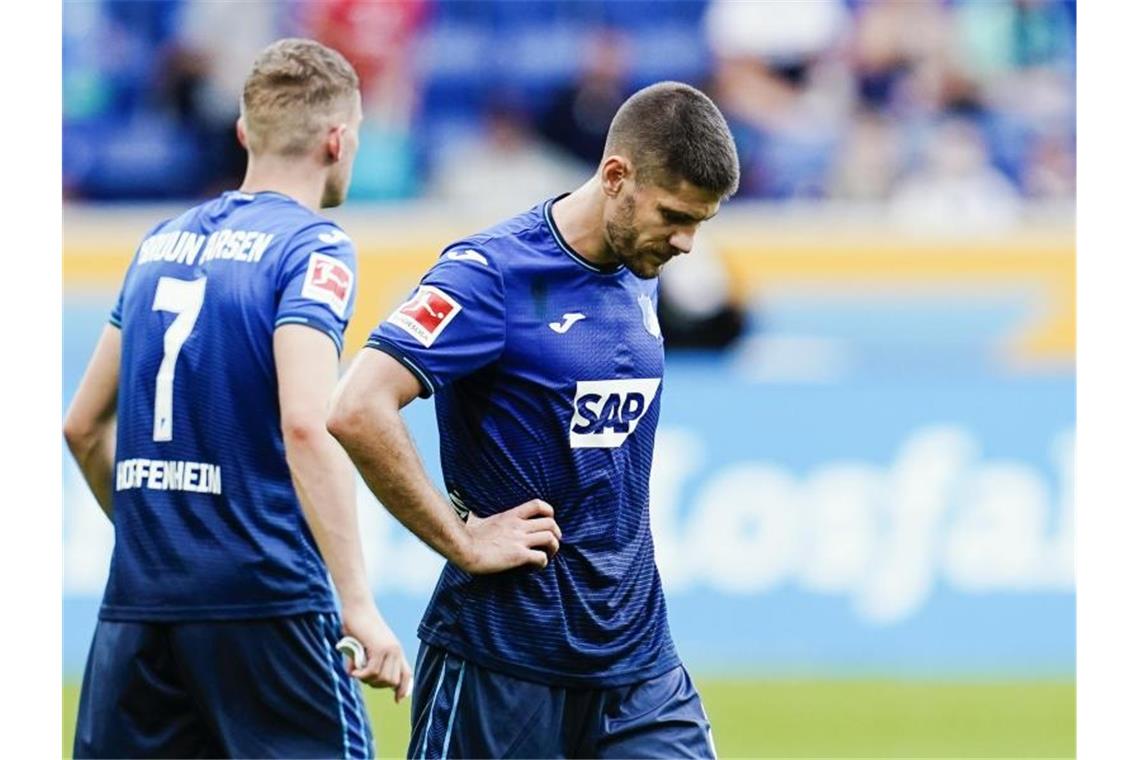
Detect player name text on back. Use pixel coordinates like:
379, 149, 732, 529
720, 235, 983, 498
137, 230, 276, 267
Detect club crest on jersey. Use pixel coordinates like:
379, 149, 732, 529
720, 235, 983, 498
388, 285, 462, 347
569, 378, 661, 448
301, 253, 353, 318
638, 293, 662, 339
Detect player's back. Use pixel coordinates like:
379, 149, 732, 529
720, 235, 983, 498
103, 190, 357, 621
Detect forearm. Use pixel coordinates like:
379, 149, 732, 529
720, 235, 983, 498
330, 404, 471, 567
67, 422, 116, 520
285, 428, 374, 610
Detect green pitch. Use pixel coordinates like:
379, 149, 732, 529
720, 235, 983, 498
62, 678, 1074, 758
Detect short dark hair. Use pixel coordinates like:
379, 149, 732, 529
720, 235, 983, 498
603, 81, 740, 198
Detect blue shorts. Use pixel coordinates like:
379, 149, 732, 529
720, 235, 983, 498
73, 613, 373, 759
408, 643, 716, 759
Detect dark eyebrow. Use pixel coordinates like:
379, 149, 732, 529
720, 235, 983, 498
659, 205, 717, 224
661, 205, 702, 223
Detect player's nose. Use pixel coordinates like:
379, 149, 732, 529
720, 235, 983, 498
669, 229, 694, 254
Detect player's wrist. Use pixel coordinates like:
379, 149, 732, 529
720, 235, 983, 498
338, 590, 379, 618
449, 521, 481, 573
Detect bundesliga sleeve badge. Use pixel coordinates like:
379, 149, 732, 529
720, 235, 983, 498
301, 252, 353, 319
387, 285, 462, 347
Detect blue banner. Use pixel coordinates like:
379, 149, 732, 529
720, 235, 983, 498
62, 297, 1074, 677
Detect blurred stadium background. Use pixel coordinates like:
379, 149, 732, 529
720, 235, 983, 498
62, 0, 1075, 757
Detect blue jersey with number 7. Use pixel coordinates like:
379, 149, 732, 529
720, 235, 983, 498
100, 190, 356, 622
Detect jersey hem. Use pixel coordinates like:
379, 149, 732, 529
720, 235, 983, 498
99, 597, 336, 622
417, 627, 682, 688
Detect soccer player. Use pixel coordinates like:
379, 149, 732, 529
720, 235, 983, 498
327, 81, 739, 758
63, 39, 410, 758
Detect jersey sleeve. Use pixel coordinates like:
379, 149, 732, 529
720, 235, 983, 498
274, 223, 358, 355
366, 245, 505, 398
109, 285, 125, 328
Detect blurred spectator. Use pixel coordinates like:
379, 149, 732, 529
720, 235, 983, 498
63, 0, 188, 199
657, 240, 747, 351
850, 0, 957, 117
427, 97, 588, 213
300, 0, 428, 200
537, 28, 633, 168
62, 0, 1075, 207
888, 117, 1022, 232
165, 1, 284, 194
704, 0, 851, 199
829, 108, 905, 201
1022, 131, 1075, 200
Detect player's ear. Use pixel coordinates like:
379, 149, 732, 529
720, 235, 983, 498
235, 117, 248, 150
327, 124, 347, 164
600, 156, 630, 198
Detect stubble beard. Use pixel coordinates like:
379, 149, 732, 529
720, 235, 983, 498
604, 197, 661, 280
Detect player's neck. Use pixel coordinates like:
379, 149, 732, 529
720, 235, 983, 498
238, 158, 326, 212
550, 179, 619, 268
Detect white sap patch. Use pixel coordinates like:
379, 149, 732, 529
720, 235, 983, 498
569, 378, 661, 449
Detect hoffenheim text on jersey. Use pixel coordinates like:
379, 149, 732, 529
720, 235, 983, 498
101, 191, 356, 622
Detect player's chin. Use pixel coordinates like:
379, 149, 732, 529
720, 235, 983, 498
628, 258, 666, 280
320, 184, 347, 209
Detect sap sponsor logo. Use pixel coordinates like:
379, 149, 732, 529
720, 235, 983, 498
446, 249, 488, 266
388, 285, 462, 347
569, 378, 661, 448
649, 425, 1075, 625
302, 253, 354, 318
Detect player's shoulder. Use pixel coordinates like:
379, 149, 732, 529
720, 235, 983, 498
436, 198, 552, 274
246, 194, 354, 249
219, 195, 357, 271
287, 215, 355, 256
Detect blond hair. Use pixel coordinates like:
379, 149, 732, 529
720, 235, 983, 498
241, 38, 360, 156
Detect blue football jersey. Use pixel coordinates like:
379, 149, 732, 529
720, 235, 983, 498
101, 190, 357, 621
368, 196, 679, 687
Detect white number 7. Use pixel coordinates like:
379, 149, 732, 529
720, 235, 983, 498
151, 276, 207, 441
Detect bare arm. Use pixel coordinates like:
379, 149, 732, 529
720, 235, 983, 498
327, 349, 561, 574
64, 325, 121, 520
275, 325, 411, 700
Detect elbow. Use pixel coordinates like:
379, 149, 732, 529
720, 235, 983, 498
63, 413, 94, 457
326, 389, 383, 448
325, 401, 363, 447
281, 416, 325, 449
